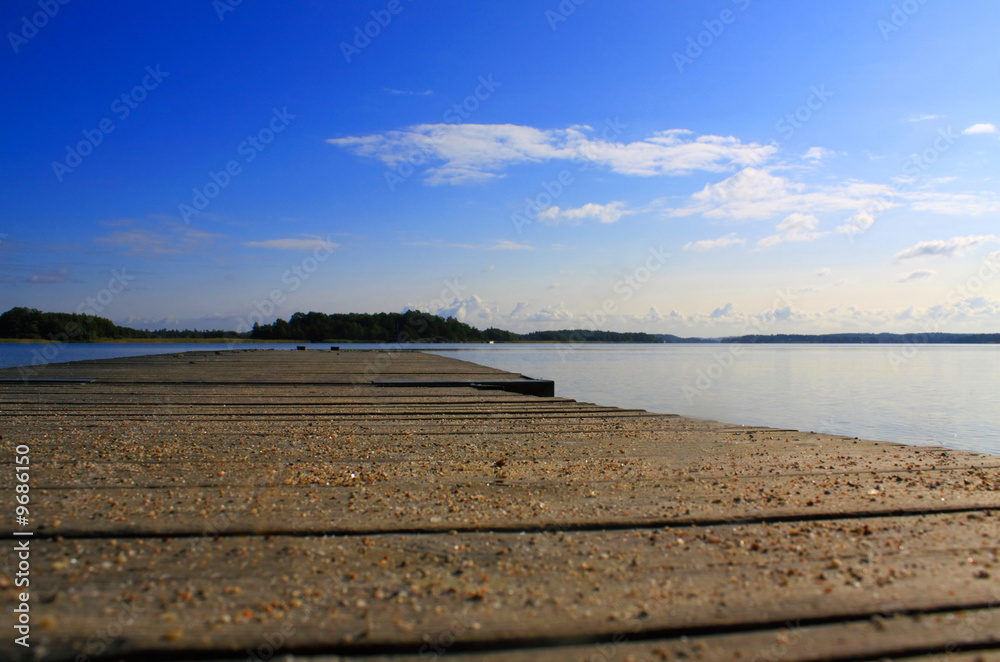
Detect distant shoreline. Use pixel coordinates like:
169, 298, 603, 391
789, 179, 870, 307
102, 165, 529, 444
2, 335, 999, 345
6, 308, 998, 345
0, 338, 297, 345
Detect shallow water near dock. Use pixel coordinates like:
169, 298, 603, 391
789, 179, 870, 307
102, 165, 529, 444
1, 342, 997, 455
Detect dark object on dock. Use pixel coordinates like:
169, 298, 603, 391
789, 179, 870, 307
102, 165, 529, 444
373, 378, 555, 397
297, 345, 306, 350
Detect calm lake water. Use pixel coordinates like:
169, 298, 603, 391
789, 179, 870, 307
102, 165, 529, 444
429, 344, 999, 456
1, 342, 997, 455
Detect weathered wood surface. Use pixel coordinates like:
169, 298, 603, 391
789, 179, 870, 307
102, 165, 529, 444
1, 348, 998, 661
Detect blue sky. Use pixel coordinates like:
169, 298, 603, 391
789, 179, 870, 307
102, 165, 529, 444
2, 1, 999, 335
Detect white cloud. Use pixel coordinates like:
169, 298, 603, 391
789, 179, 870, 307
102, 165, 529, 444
926, 176, 959, 186
756, 213, 828, 249
803, 146, 835, 161
410, 239, 533, 251
28, 268, 71, 284
962, 123, 997, 135
907, 114, 942, 122
710, 303, 736, 319
815, 267, 831, 277
491, 240, 533, 251
905, 191, 1000, 216
683, 232, 745, 251
665, 167, 898, 221
836, 210, 875, 236
643, 307, 663, 323
523, 303, 577, 325
242, 236, 340, 251
539, 201, 629, 225
896, 270, 935, 282
778, 212, 821, 234
894, 234, 999, 260
420, 295, 499, 324
402, 287, 1000, 335
329, 124, 776, 185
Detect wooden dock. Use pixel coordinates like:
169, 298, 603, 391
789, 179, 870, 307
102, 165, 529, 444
2, 348, 999, 661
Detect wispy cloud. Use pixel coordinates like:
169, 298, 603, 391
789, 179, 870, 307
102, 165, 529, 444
683, 232, 745, 251
410, 239, 533, 251
894, 234, 998, 260
329, 124, 776, 185
94, 220, 219, 256
905, 190, 1000, 216
962, 123, 997, 135
242, 236, 340, 251
28, 268, 72, 284
803, 146, 835, 161
664, 167, 897, 221
906, 114, 942, 122
538, 201, 629, 225
384, 88, 433, 96
756, 213, 828, 249
896, 270, 935, 282
709, 302, 736, 319
491, 240, 533, 251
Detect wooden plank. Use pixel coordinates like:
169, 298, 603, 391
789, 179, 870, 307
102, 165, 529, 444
7, 513, 1000, 659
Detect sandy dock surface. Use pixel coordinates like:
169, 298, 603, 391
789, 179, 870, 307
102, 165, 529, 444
1, 349, 998, 661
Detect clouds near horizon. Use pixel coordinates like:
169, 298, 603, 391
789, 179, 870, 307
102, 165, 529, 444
894, 235, 999, 260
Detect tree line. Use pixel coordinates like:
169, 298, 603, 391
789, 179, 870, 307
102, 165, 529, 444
248, 311, 519, 343
0, 307, 240, 341
1, 307, 669, 344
